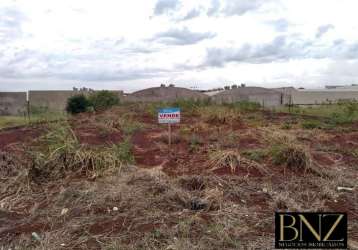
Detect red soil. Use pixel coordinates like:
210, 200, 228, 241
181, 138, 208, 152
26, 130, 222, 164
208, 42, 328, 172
88, 216, 127, 235
0, 127, 43, 150
238, 136, 263, 150
311, 152, 336, 166
74, 127, 123, 146
212, 165, 264, 177
131, 129, 168, 167
0, 210, 49, 239
325, 132, 358, 149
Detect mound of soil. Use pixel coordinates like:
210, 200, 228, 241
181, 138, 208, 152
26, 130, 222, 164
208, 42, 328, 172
0, 127, 43, 150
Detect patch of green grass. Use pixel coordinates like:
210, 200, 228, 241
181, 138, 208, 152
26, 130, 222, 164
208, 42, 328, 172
0, 110, 67, 129
244, 113, 265, 127
112, 138, 135, 165
171, 98, 211, 114
280, 101, 358, 125
28, 121, 134, 182
270, 143, 311, 170
242, 149, 267, 163
144, 99, 212, 117
30, 105, 67, 122
281, 121, 292, 130
226, 100, 261, 112
301, 120, 322, 129
118, 113, 144, 135
0, 116, 28, 129
199, 106, 241, 124
188, 134, 203, 153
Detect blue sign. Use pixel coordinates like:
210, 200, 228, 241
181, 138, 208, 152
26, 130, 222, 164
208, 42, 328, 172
158, 108, 181, 124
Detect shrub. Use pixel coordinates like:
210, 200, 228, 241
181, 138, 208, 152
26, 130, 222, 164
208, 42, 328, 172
112, 139, 134, 165
270, 144, 310, 170
66, 94, 91, 114
89, 91, 120, 111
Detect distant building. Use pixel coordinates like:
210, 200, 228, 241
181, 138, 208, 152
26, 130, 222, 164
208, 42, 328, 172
211, 87, 283, 107
276, 86, 358, 105
123, 86, 208, 102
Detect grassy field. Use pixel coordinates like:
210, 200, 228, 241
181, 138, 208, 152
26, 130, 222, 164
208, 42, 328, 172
0, 112, 67, 129
0, 101, 357, 249
278, 102, 358, 122
0, 116, 29, 129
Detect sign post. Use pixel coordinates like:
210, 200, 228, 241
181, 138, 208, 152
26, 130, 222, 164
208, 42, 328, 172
158, 108, 181, 150
168, 123, 171, 147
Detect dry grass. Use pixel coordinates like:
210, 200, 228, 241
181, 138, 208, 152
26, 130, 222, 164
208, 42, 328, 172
198, 106, 241, 125
1, 104, 357, 249
208, 149, 269, 175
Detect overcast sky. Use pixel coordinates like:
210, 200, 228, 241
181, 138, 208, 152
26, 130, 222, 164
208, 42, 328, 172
1, 0, 358, 92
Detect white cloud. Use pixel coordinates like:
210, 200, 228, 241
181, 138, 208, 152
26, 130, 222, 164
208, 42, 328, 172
1, 0, 358, 92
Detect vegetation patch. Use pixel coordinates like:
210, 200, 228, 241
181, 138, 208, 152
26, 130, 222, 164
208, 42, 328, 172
301, 120, 323, 129
270, 143, 311, 170
66, 94, 92, 114
89, 90, 120, 111
27, 121, 133, 182
1, 101, 357, 249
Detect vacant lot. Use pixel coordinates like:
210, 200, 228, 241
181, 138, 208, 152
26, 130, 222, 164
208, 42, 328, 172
0, 102, 357, 249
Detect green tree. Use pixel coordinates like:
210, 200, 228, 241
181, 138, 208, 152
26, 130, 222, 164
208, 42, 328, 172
89, 90, 120, 111
66, 94, 91, 114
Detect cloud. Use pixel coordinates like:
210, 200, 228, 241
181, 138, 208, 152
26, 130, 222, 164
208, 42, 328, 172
0, 47, 172, 82
223, 0, 267, 16
267, 18, 290, 32
207, 0, 267, 16
181, 8, 201, 21
153, 27, 216, 45
316, 24, 334, 38
0, 7, 27, 43
207, 0, 221, 16
204, 35, 358, 67
321, 59, 358, 84
204, 36, 307, 66
154, 0, 180, 15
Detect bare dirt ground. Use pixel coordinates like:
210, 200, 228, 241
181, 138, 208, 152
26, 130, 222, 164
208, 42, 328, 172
0, 105, 357, 249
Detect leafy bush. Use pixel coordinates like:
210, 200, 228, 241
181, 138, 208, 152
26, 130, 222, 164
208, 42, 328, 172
66, 94, 91, 114
89, 91, 120, 111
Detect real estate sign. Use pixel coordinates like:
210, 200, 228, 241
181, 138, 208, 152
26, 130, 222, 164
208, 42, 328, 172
158, 108, 180, 124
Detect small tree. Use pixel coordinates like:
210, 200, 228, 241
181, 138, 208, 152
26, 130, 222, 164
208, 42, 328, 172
66, 94, 91, 114
89, 90, 120, 111
224, 86, 230, 90
231, 84, 238, 89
